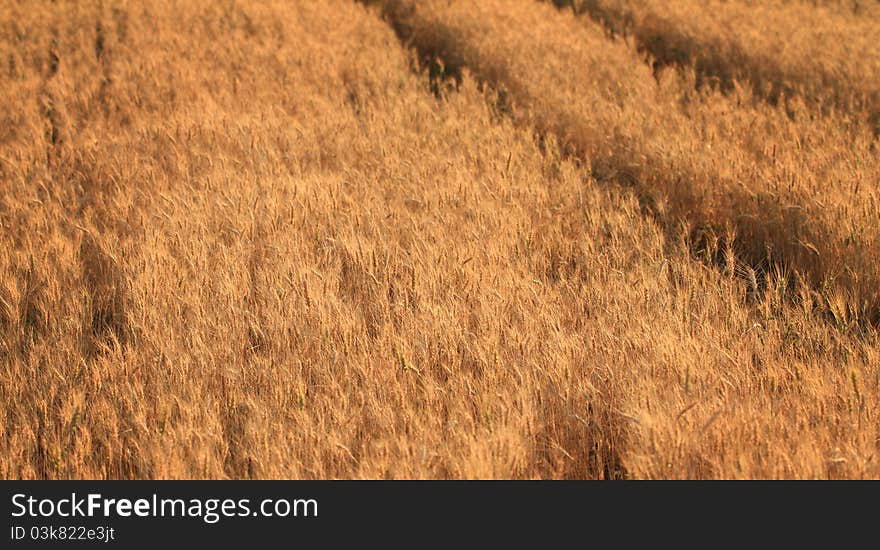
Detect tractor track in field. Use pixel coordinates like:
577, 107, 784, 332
360, 0, 880, 328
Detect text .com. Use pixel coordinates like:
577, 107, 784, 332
11, 494, 318, 524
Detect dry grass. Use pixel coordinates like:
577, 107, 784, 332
1, 0, 878, 479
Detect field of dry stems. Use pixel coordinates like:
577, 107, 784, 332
1, 0, 878, 479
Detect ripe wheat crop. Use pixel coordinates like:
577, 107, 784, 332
1, 0, 878, 479
369, 0, 880, 316
554, 0, 880, 123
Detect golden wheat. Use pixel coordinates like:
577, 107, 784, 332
0, 0, 878, 479
556, 0, 880, 123
370, 0, 880, 314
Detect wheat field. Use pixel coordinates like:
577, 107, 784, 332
1, 0, 878, 479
